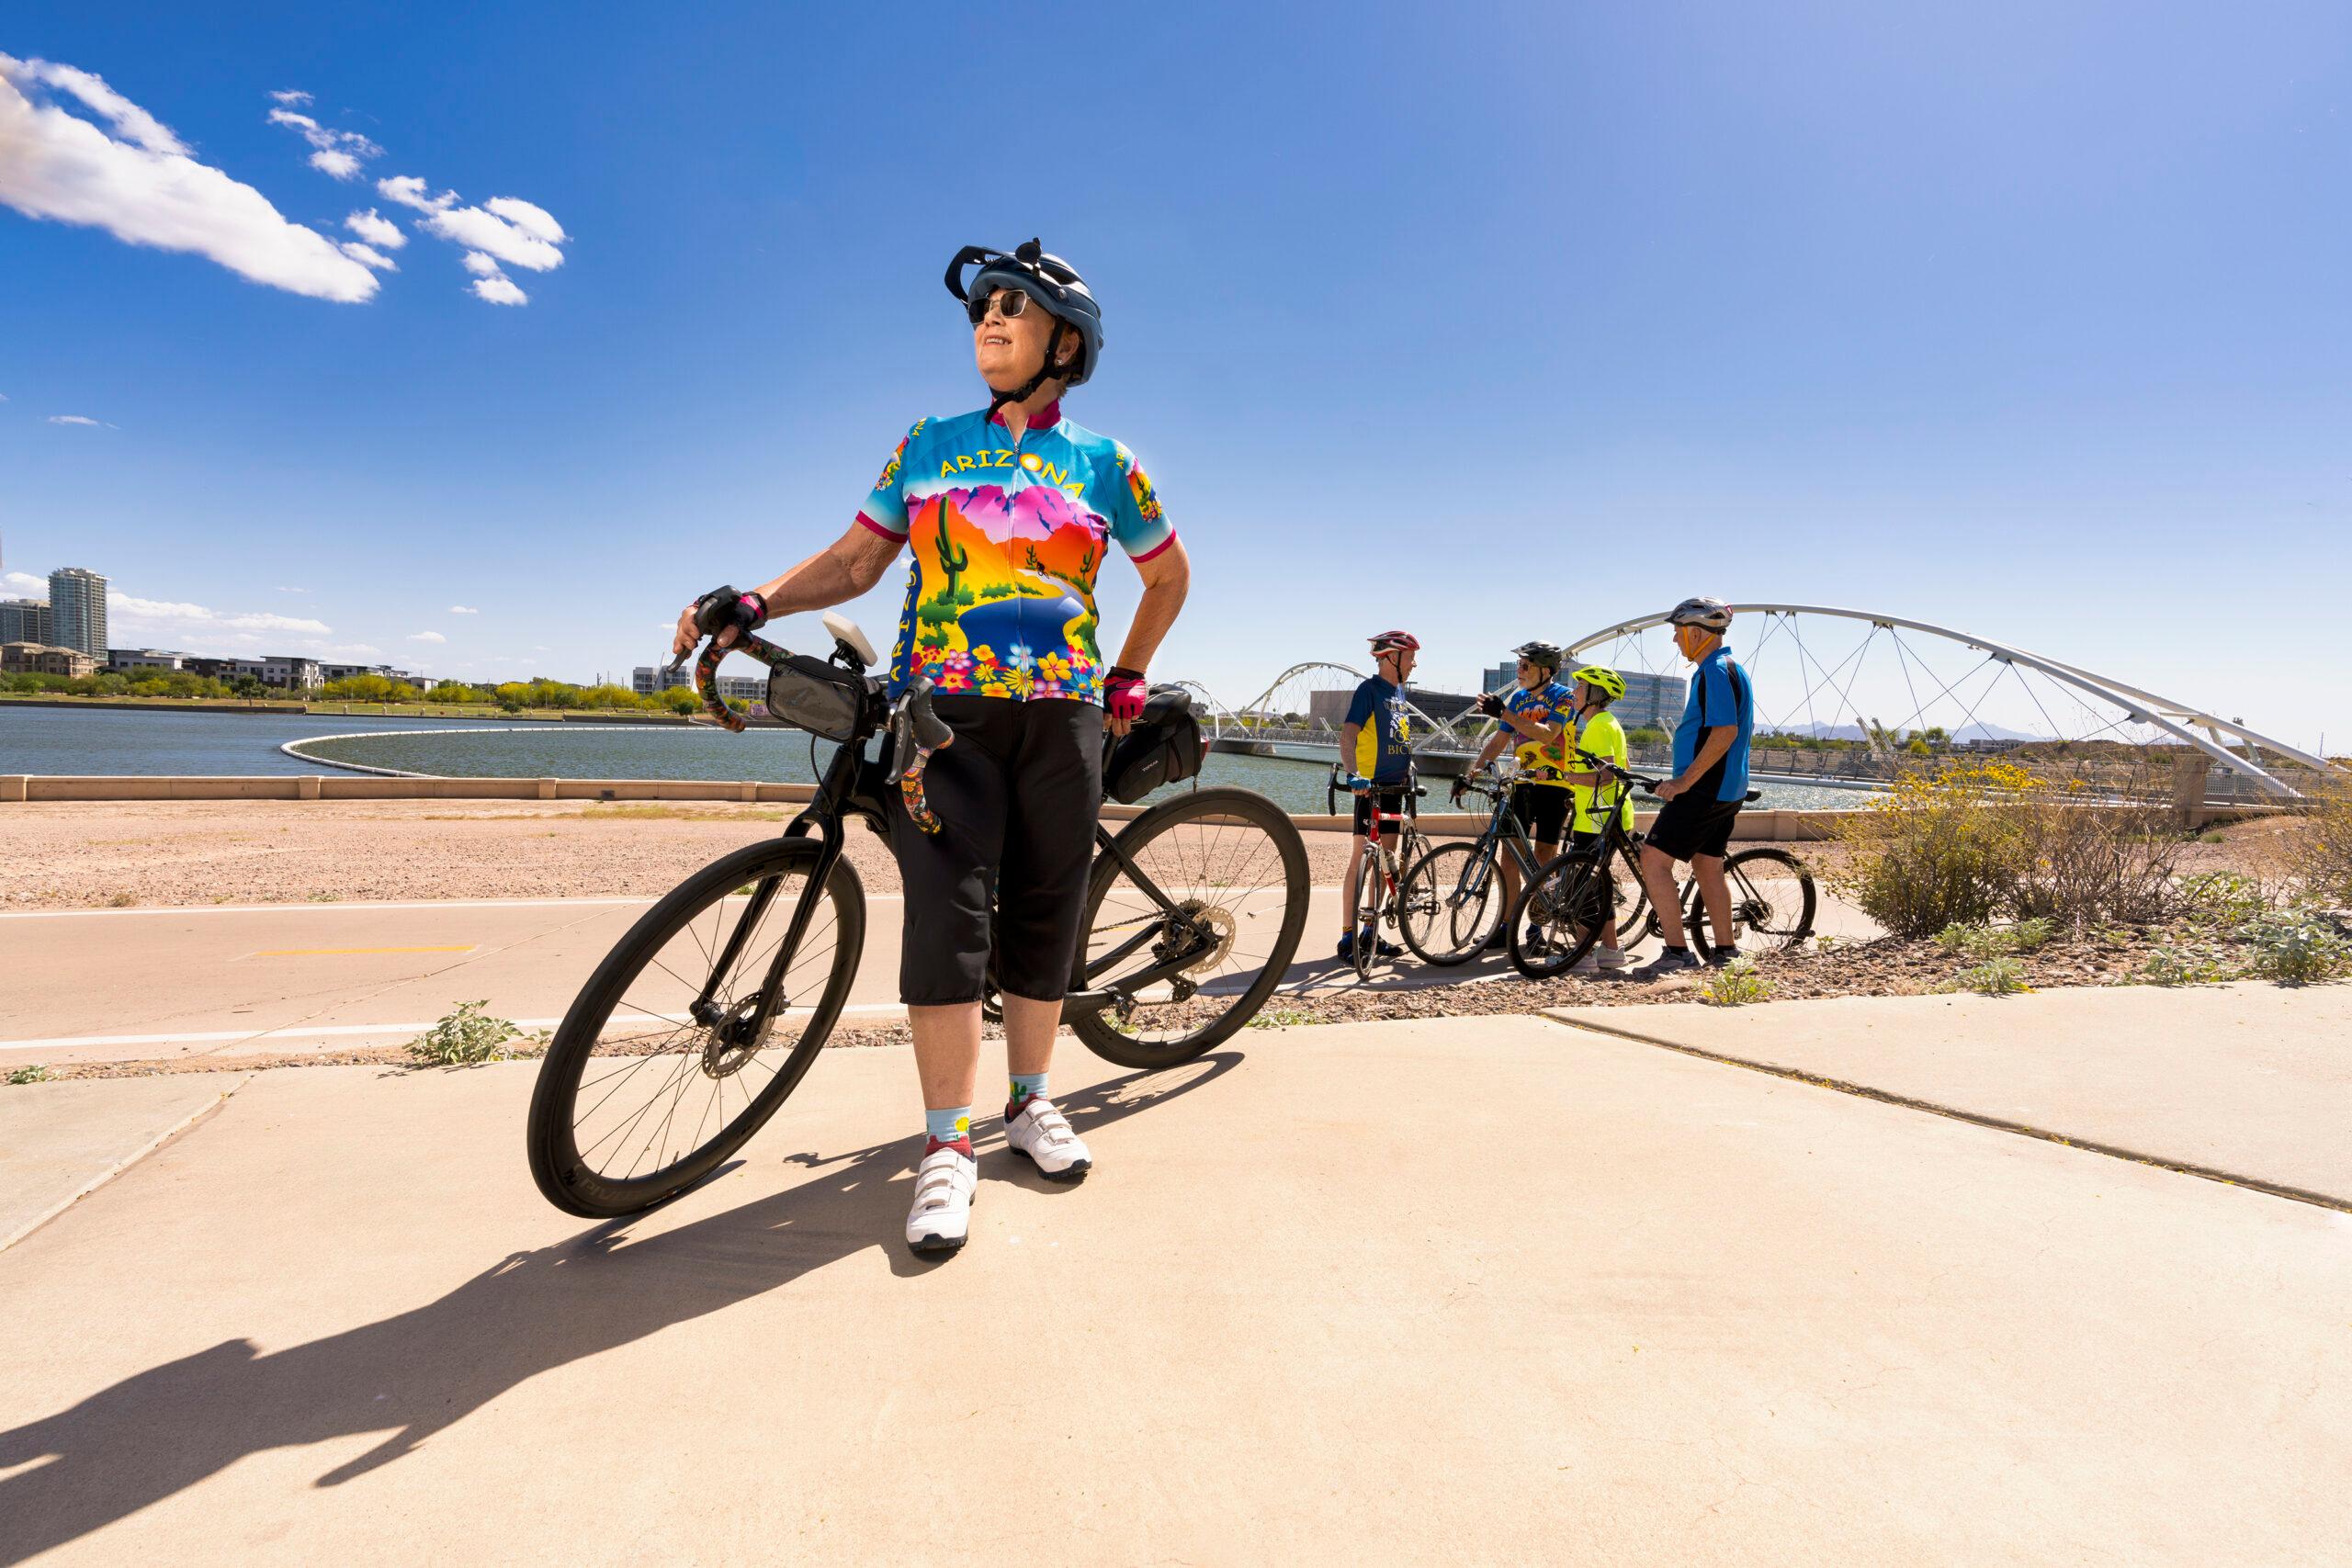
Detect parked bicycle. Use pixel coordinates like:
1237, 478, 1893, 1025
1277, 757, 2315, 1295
1510, 749, 1815, 978
1327, 761, 1427, 980
526, 614, 1310, 1219
1396, 763, 1653, 966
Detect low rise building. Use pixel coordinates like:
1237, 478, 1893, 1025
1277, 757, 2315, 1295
0, 598, 52, 645
4, 641, 99, 678
107, 648, 194, 673
261, 656, 322, 690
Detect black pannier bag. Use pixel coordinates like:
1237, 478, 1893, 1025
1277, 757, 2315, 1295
1102, 684, 1205, 805
763, 653, 866, 742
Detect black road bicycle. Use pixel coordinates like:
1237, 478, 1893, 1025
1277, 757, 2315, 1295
1509, 750, 1816, 979
526, 613, 1310, 1219
1396, 768, 1655, 966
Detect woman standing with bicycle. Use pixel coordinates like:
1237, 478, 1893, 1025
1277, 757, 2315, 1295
670, 241, 1192, 1256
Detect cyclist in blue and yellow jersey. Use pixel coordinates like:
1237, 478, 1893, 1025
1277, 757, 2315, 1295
1634, 597, 1756, 978
673, 241, 1192, 1257
1554, 664, 1637, 975
1461, 641, 1575, 951
1337, 630, 1419, 960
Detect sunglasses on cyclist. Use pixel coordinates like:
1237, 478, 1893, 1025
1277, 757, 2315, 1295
965, 288, 1036, 325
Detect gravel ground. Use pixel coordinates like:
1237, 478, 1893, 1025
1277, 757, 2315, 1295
1, 799, 1406, 909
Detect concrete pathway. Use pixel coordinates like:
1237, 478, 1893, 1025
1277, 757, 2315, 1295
1548, 982, 2352, 1204
0, 1073, 248, 1250
2, 1016, 2346, 1563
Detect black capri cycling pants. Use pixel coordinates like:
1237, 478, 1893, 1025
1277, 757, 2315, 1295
890, 694, 1104, 1006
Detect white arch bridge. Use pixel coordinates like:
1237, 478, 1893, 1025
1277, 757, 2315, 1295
1173, 605, 2341, 800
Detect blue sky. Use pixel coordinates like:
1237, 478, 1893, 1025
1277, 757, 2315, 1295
4, 2, 2347, 749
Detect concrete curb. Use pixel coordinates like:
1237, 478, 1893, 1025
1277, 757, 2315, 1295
1537, 1009, 2352, 1214
0, 1073, 252, 1254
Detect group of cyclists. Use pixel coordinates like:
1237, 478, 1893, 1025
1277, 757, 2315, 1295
1335, 606, 1757, 980
667, 235, 1754, 1256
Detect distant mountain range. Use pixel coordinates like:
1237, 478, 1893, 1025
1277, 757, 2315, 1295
1762, 720, 2047, 743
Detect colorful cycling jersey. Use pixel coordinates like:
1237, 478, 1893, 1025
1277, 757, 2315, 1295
1345, 675, 1415, 784
1505, 679, 1575, 784
1570, 707, 1635, 834
858, 402, 1176, 704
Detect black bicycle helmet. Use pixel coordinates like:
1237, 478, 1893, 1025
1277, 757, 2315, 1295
944, 240, 1102, 414
1512, 640, 1562, 671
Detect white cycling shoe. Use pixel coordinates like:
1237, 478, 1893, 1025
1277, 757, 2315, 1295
1004, 1095, 1092, 1182
905, 1143, 978, 1255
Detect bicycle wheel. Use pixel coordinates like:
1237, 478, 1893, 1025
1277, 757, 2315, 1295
1398, 840, 1503, 965
526, 838, 865, 1217
1681, 846, 1816, 953
1509, 850, 1614, 979
1353, 841, 1385, 981
1069, 787, 1310, 1070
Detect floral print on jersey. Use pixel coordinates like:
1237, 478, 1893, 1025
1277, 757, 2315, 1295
858, 407, 1174, 706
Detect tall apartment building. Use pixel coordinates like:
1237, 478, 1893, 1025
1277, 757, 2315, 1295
0, 597, 51, 645
48, 568, 108, 659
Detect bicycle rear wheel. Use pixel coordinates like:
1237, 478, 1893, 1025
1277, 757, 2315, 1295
1509, 850, 1614, 979
1069, 787, 1310, 1070
1681, 846, 1816, 952
1397, 840, 1503, 965
526, 838, 865, 1217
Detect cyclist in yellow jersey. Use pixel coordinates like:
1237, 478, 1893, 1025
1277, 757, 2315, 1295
1461, 641, 1574, 952
1555, 664, 1634, 974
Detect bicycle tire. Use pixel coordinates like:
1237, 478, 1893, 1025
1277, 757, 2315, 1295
526, 837, 865, 1217
1681, 846, 1816, 953
1508, 850, 1612, 979
1397, 840, 1503, 965
1069, 786, 1309, 1070
1353, 841, 1384, 981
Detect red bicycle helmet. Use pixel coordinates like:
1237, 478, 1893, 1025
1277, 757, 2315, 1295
1368, 629, 1421, 652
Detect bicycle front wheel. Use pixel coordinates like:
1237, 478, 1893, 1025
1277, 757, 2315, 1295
1069, 787, 1310, 1070
1398, 840, 1503, 965
1683, 846, 1816, 952
526, 838, 865, 1217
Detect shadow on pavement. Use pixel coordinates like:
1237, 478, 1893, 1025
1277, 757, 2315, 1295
0, 1052, 1241, 1564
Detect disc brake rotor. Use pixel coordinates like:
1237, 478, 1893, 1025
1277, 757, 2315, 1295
1170, 899, 1238, 974
701, 995, 773, 1078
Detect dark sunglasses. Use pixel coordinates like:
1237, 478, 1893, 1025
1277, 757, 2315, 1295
965, 288, 1035, 325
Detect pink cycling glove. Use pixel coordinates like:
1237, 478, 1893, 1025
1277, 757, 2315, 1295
1104, 666, 1148, 726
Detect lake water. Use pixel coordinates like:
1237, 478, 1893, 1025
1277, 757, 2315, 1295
0, 705, 1872, 815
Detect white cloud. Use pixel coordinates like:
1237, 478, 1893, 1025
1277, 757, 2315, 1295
424, 203, 563, 272
48, 414, 112, 427
447, 605, 479, 615
322, 642, 383, 658
470, 274, 527, 306
276, 584, 309, 593
377, 175, 454, 213
407, 630, 447, 644
0, 55, 379, 302
5, 570, 44, 594
0, 391, 9, 400
270, 89, 312, 107
482, 197, 566, 244
107, 590, 331, 637
344, 208, 403, 248
460, 250, 502, 276
339, 240, 397, 271
267, 107, 379, 182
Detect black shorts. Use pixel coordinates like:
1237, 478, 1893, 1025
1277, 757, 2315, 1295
1352, 784, 1414, 837
890, 695, 1103, 1006
1646, 792, 1742, 862
1510, 783, 1570, 846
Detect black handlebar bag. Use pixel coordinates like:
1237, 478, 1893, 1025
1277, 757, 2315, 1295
1102, 686, 1205, 805
763, 654, 866, 742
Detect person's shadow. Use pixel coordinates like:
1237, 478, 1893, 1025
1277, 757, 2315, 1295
0, 1052, 1241, 1564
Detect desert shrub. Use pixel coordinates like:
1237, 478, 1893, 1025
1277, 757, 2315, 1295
2178, 872, 2272, 931
2287, 773, 2352, 907
1699, 959, 1772, 1007
1952, 956, 2031, 996
1832, 763, 2030, 937
2238, 910, 2352, 986
1935, 918, 2054, 958
2135, 942, 2234, 987
2008, 784, 2183, 931
407, 1000, 546, 1066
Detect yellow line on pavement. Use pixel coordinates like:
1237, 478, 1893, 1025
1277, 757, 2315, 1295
250, 944, 479, 957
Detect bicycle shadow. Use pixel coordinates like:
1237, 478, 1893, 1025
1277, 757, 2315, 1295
0, 1052, 1241, 1565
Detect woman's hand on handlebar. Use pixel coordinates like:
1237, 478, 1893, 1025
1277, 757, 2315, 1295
673, 584, 768, 660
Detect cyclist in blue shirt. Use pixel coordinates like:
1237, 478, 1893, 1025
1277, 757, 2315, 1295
1337, 630, 1419, 959
1634, 597, 1755, 976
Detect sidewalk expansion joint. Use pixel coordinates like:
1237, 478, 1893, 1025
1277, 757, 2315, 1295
1536, 1011, 2352, 1216
0, 1074, 254, 1255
